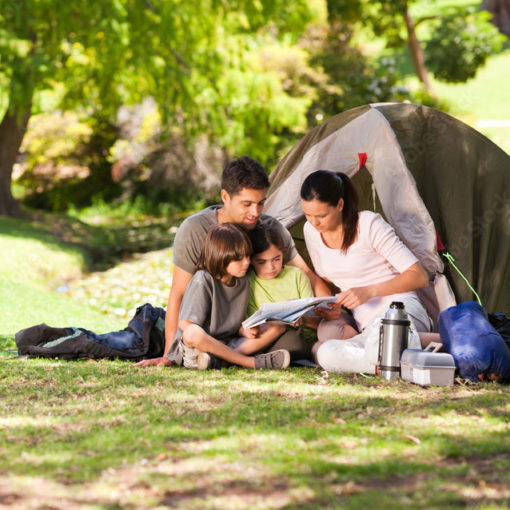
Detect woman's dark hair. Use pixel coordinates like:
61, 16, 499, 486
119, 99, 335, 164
300, 170, 359, 251
247, 223, 285, 257
198, 223, 252, 280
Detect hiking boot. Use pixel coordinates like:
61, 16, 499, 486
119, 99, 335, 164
197, 352, 223, 370
254, 349, 290, 369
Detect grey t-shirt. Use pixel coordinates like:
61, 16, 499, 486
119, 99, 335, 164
173, 205, 298, 274
167, 270, 250, 365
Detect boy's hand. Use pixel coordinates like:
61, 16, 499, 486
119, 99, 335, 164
239, 325, 259, 338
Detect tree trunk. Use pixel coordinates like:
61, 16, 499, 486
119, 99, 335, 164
481, 0, 510, 36
0, 106, 31, 217
403, 9, 433, 93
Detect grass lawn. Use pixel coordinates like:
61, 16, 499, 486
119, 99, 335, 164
0, 359, 509, 509
1, 212, 510, 508
0, 216, 126, 350
0, 212, 180, 351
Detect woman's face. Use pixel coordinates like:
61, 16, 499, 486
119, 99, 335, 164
251, 244, 284, 280
301, 198, 343, 233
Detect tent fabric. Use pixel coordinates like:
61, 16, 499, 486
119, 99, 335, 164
266, 103, 510, 316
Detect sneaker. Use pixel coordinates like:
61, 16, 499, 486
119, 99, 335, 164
254, 349, 290, 369
197, 352, 223, 370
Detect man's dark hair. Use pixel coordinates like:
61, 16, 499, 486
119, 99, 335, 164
221, 156, 270, 196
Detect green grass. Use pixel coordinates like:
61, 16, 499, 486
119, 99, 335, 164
0, 211, 181, 349
0, 360, 508, 509
0, 216, 126, 349
1, 212, 509, 508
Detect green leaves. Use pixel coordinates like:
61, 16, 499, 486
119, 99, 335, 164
425, 8, 505, 83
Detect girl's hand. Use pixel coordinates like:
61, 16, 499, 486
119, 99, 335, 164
314, 301, 344, 321
335, 287, 373, 309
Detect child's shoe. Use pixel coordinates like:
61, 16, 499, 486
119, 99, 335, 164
197, 352, 223, 370
254, 349, 290, 369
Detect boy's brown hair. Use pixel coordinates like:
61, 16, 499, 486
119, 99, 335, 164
198, 223, 252, 280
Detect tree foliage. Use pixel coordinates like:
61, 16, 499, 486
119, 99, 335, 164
0, 0, 318, 215
425, 8, 505, 82
326, 0, 505, 90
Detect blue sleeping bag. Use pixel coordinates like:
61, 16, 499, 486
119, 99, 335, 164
439, 301, 510, 382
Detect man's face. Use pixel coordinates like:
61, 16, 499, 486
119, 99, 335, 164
221, 187, 267, 229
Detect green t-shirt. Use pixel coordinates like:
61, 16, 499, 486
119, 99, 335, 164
247, 265, 313, 317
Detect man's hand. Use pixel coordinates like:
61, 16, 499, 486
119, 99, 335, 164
134, 357, 173, 367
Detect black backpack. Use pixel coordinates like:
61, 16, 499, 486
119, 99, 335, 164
15, 303, 165, 361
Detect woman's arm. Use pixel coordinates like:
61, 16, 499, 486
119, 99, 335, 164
335, 262, 429, 310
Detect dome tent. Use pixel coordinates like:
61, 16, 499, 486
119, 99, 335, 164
265, 103, 510, 323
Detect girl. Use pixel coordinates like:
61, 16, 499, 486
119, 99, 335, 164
230, 223, 357, 361
166, 223, 290, 370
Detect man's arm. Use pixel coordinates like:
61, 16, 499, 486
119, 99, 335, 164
286, 253, 331, 297
135, 266, 193, 366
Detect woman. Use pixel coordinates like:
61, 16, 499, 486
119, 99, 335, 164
300, 170, 435, 373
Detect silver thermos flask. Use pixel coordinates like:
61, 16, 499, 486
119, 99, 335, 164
378, 301, 410, 380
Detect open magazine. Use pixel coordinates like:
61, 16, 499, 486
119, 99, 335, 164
242, 296, 337, 330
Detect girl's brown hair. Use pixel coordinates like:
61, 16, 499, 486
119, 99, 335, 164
248, 223, 285, 257
198, 223, 252, 280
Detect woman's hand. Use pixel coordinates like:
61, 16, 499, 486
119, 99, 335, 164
335, 286, 373, 309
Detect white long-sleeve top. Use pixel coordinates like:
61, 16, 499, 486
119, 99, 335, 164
304, 210, 424, 330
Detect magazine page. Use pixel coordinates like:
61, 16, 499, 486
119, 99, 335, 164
242, 296, 336, 330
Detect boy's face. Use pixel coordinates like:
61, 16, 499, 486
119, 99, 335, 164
251, 244, 284, 280
225, 255, 251, 280
221, 187, 267, 229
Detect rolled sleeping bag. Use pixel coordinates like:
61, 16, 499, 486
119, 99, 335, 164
439, 301, 510, 382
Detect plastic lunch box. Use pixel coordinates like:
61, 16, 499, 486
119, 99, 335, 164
400, 342, 456, 386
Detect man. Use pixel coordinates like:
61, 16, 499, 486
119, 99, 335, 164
136, 156, 329, 366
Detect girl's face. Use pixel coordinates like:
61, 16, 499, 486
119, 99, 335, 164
251, 244, 284, 280
224, 255, 251, 281
301, 198, 343, 233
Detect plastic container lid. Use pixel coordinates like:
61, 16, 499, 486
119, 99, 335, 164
400, 348, 456, 368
